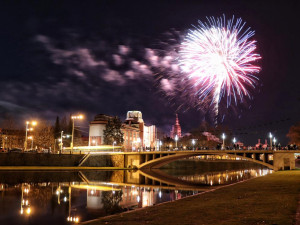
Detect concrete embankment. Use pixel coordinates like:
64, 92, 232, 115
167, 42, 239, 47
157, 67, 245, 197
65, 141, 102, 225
0, 153, 125, 168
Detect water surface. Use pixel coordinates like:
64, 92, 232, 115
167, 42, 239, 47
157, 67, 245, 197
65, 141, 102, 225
0, 161, 272, 224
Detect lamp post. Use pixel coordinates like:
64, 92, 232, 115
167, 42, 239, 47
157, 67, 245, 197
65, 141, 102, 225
70, 114, 84, 153
273, 137, 277, 150
233, 137, 236, 150
269, 132, 273, 150
192, 139, 195, 151
24, 122, 29, 151
60, 131, 64, 153
159, 140, 162, 151
24, 121, 37, 152
175, 135, 178, 149
222, 133, 226, 150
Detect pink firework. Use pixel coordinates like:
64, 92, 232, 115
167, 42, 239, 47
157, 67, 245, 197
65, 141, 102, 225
179, 15, 261, 118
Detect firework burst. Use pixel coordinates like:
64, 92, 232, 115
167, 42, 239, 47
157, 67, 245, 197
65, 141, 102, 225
179, 15, 261, 121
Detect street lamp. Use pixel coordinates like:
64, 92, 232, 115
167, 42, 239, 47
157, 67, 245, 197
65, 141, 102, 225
233, 137, 237, 150
222, 133, 226, 150
175, 135, 178, 149
192, 139, 195, 150
159, 140, 162, 151
24, 121, 37, 151
70, 114, 84, 153
273, 137, 277, 150
269, 132, 273, 150
60, 131, 64, 153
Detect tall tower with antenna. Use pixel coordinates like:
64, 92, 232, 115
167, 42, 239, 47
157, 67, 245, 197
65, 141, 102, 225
170, 114, 182, 139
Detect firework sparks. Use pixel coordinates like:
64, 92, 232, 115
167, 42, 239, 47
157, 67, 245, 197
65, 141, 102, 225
179, 15, 261, 120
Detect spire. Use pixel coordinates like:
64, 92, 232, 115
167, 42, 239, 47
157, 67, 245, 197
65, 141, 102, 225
170, 113, 182, 138
175, 113, 180, 125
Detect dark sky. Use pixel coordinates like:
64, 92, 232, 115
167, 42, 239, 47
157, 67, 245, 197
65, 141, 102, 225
0, 0, 299, 145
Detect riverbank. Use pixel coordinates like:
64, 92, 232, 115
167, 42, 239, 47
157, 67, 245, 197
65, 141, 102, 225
82, 170, 300, 225
0, 152, 125, 167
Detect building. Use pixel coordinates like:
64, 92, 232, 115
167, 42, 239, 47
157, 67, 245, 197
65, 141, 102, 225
121, 123, 140, 151
170, 114, 182, 139
0, 128, 24, 149
89, 111, 157, 151
124, 111, 157, 150
143, 125, 157, 149
89, 114, 114, 146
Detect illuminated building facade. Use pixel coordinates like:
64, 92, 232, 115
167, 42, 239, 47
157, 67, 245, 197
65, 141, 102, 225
170, 114, 181, 139
143, 125, 156, 149
124, 111, 157, 150
121, 124, 140, 151
89, 114, 114, 146
89, 111, 157, 151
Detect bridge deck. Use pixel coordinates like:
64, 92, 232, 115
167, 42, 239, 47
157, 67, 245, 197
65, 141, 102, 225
98, 150, 300, 155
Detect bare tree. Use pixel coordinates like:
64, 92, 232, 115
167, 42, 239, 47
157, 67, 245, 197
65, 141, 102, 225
33, 120, 55, 150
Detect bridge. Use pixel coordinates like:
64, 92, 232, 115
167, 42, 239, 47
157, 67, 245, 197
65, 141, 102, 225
108, 150, 299, 171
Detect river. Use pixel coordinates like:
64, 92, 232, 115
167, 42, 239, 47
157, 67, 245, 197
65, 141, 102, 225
0, 160, 272, 225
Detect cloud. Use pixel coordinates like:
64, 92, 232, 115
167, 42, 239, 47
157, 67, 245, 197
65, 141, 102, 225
161, 78, 175, 95
119, 45, 130, 55
112, 54, 123, 66
23, 31, 188, 126
0, 100, 26, 112
102, 69, 125, 85
124, 70, 135, 79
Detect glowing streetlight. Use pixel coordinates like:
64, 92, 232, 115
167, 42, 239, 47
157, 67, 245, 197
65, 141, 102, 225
273, 137, 277, 150
269, 132, 273, 150
175, 135, 178, 149
233, 137, 237, 150
159, 140, 162, 151
222, 133, 226, 150
192, 139, 195, 150
24, 121, 37, 151
60, 131, 64, 153
70, 114, 84, 153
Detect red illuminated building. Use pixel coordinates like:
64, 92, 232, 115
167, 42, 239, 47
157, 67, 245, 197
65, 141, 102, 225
170, 114, 182, 139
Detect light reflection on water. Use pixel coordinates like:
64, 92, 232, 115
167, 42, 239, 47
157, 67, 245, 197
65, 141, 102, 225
0, 166, 272, 225
177, 168, 273, 186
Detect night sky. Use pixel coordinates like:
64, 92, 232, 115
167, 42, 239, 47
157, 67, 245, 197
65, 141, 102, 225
0, 0, 299, 145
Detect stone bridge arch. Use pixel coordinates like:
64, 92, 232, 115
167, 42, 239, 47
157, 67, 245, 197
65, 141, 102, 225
138, 152, 275, 170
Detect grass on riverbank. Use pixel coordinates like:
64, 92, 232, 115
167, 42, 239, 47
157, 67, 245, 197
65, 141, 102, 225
83, 170, 300, 225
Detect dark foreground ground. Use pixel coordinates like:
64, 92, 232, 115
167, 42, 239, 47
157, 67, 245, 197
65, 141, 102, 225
82, 170, 300, 225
